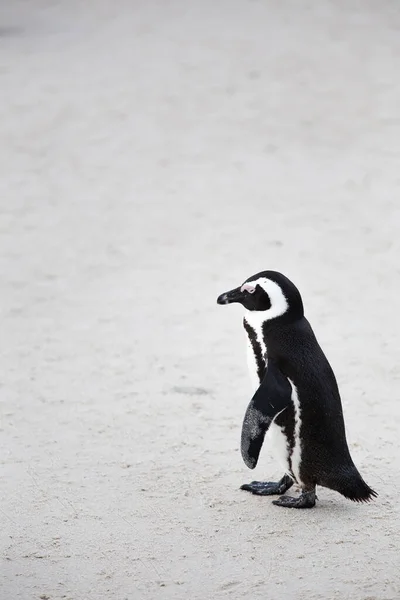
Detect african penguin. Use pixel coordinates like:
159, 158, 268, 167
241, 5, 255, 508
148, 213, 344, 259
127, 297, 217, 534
217, 270, 377, 509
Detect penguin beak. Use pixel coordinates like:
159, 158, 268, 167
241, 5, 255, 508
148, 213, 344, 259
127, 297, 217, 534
217, 286, 244, 305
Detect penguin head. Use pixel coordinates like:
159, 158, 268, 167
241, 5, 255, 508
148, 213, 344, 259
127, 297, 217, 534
217, 270, 304, 322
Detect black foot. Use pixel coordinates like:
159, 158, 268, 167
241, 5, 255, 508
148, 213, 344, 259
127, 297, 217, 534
272, 489, 316, 509
240, 474, 293, 496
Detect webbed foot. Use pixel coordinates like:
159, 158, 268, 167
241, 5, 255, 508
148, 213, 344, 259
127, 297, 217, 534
240, 474, 293, 496
272, 489, 316, 508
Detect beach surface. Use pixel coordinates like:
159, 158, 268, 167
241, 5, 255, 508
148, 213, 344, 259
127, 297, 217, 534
1, 1, 400, 598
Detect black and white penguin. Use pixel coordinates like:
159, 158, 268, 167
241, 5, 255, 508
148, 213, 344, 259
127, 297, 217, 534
217, 270, 377, 508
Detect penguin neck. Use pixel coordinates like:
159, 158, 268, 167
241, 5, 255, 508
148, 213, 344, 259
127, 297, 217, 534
243, 314, 268, 387
243, 311, 267, 345
243, 312, 268, 367
243, 309, 298, 360
243, 309, 276, 345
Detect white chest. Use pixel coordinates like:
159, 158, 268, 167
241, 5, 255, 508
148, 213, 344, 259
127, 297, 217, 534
242, 315, 303, 482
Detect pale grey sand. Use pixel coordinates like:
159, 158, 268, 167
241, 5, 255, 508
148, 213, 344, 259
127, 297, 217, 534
1, 1, 400, 599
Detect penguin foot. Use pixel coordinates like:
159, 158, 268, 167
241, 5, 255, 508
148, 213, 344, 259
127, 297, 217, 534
240, 474, 293, 496
272, 489, 316, 509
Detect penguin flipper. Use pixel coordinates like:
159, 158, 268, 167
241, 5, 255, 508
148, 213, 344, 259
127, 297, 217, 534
241, 360, 292, 469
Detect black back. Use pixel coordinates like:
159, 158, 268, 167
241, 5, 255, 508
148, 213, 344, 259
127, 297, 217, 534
264, 316, 375, 499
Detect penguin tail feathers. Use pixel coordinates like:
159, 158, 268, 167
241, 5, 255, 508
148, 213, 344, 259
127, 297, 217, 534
332, 467, 378, 503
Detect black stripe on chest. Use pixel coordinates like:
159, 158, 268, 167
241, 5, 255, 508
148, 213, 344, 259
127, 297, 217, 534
243, 318, 297, 479
243, 318, 266, 382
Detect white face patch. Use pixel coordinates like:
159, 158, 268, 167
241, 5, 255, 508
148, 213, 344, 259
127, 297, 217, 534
244, 277, 289, 326
243, 278, 288, 386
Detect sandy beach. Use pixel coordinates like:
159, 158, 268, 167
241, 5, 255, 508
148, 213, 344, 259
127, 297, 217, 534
1, 1, 400, 598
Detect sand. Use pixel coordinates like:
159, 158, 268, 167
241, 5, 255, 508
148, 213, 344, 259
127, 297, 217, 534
1, 1, 400, 599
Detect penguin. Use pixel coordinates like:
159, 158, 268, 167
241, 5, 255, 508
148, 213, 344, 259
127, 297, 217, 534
217, 270, 377, 508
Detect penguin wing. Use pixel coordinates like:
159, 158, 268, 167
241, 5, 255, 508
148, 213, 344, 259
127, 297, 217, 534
241, 360, 292, 469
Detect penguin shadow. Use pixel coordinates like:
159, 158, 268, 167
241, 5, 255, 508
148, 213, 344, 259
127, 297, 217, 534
310, 493, 377, 514
313, 499, 360, 514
